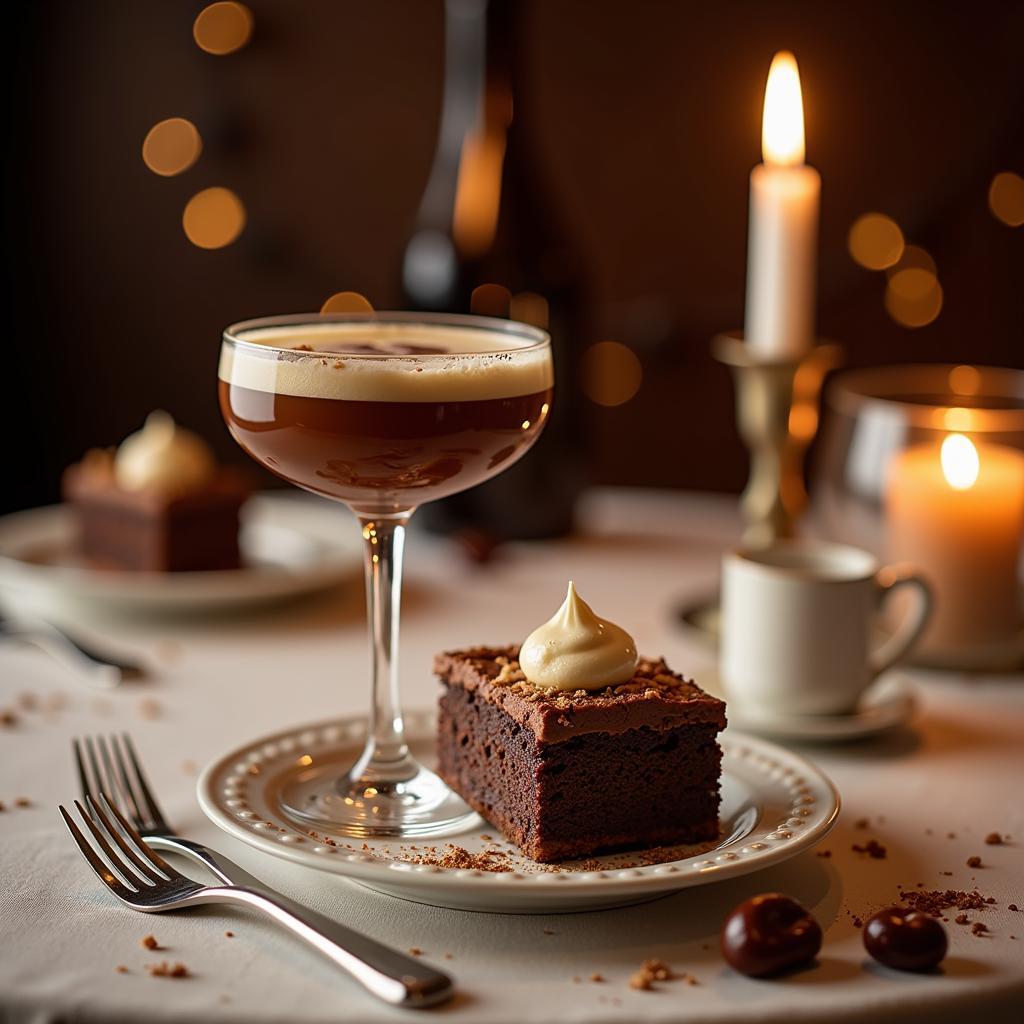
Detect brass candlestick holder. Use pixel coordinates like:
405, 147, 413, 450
714, 332, 844, 548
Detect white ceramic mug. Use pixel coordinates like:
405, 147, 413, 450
721, 540, 933, 716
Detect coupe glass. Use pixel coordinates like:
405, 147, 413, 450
218, 312, 553, 837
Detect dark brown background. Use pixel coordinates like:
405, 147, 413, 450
6, 0, 1023, 514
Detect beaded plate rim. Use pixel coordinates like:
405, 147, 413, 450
197, 710, 840, 893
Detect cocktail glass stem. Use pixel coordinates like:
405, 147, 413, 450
346, 513, 417, 790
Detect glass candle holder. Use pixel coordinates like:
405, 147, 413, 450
814, 364, 1024, 669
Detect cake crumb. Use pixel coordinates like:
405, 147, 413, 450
141, 935, 160, 950
146, 961, 189, 978
408, 947, 423, 956
854, 818, 869, 829
852, 839, 887, 859
115, 965, 129, 974
181, 760, 198, 776
1009, 904, 1019, 912
443, 953, 453, 960
955, 914, 970, 925
543, 928, 555, 935
590, 973, 604, 983
0, 710, 17, 727
972, 922, 989, 936
17, 693, 38, 712
138, 698, 162, 720
984, 832, 1003, 845
629, 971, 652, 991
14, 797, 31, 808
966, 856, 982, 868
852, 917, 863, 929
225, 931, 234, 938
815, 849, 831, 858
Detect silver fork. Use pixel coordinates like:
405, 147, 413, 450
60, 795, 454, 1008
74, 734, 259, 887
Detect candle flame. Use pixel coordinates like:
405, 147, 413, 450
941, 433, 980, 491
762, 51, 806, 166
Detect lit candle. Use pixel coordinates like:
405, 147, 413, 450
887, 433, 1024, 660
744, 52, 821, 359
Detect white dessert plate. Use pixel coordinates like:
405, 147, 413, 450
702, 669, 916, 743
197, 709, 840, 914
0, 493, 361, 616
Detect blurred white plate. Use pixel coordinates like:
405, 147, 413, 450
0, 493, 361, 616
198, 710, 840, 914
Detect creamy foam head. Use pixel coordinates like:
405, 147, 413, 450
219, 322, 552, 402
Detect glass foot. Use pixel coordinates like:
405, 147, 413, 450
280, 752, 480, 839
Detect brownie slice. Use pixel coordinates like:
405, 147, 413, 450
435, 646, 726, 863
63, 459, 249, 572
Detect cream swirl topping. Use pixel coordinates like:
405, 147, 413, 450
114, 411, 216, 496
519, 582, 639, 691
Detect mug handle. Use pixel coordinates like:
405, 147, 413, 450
869, 564, 933, 678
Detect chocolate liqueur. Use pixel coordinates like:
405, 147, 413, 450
435, 646, 726, 863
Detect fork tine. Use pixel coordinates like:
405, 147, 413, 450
97, 735, 141, 828
59, 804, 133, 899
84, 796, 166, 884
116, 733, 166, 831
72, 799, 148, 890
98, 734, 145, 827
83, 736, 107, 802
72, 738, 93, 805
98, 792, 179, 879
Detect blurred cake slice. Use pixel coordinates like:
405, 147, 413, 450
63, 411, 248, 572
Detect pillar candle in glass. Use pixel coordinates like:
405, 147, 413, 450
887, 433, 1024, 662
744, 51, 821, 360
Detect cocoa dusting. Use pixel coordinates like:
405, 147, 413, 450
897, 888, 993, 917
392, 843, 514, 872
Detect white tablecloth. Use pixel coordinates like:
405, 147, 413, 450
1, 489, 1022, 1024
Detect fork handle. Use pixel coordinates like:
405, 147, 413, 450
197, 884, 454, 1008
146, 835, 268, 888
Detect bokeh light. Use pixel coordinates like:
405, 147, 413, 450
320, 291, 374, 314
948, 364, 981, 396
886, 244, 936, 279
848, 213, 904, 270
142, 118, 202, 177
884, 271, 942, 328
989, 171, 1024, 227
182, 187, 246, 249
193, 2, 253, 56
510, 291, 549, 329
582, 341, 643, 407
470, 283, 511, 318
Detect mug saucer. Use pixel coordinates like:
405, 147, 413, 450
700, 669, 916, 743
